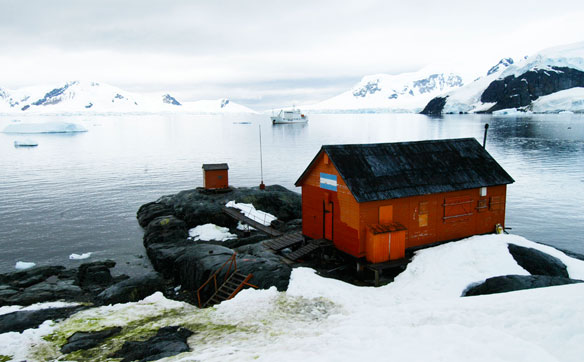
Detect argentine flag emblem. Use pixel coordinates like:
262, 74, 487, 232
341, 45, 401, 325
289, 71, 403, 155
320, 173, 337, 191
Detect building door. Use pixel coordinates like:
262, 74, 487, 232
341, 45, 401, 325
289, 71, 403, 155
324, 201, 333, 240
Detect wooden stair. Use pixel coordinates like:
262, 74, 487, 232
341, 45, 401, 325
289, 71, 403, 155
204, 271, 253, 307
222, 206, 283, 237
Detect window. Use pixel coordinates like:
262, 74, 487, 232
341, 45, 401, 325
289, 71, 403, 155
443, 196, 473, 223
418, 201, 428, 227
477, 199, 487, 213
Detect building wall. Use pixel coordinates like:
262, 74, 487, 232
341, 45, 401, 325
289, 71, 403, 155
358, 184, 508, 249
299, 151, 509, 260
300, 152, 361, 256
203, 169, 228, 189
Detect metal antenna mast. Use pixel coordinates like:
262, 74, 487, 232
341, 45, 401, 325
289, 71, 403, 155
259, 125, 265, 190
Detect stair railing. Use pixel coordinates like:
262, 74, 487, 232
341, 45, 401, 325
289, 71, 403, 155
197, 253, 237, 308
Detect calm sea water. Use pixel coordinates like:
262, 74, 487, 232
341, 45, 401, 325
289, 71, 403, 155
0, 113, 583, 275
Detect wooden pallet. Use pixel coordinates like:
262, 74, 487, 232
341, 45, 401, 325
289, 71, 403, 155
222, 206, 283, 237
263, 231, 304, 251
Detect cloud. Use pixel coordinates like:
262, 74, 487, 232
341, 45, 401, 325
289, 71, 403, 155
2, 0, 584, 109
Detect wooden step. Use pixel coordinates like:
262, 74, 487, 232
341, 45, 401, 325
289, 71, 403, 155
286, 243, 320, 261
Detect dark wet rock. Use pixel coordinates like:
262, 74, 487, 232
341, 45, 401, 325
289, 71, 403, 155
508, 244, 569, 278
61, 327, 122, 354
143, 215, 188, 247
137, 202, 174, 227
0, 305, 87, 333
283, 219, 303, 232
77, 260, 117, 293
109, 326, 193, 362
481, 66, 584, 112
463, 274, 583, 297
0, 265, 67, 289
3, 279, 85, 306
175, 243, 291, 302
97, 273, 166, 305
154, 185, 301, 228
146, 241, 194, 278
420, 96, 448, 115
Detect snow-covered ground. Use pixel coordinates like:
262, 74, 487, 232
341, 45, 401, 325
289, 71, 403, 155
304, 67, 465, 113
0, 80, 257, 115
2, 234, 584, 361
439, 41, 584, 114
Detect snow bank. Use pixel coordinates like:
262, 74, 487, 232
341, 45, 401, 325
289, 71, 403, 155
188, 223, 236, 242
2, 121, 87, 134
225, 201, 276, 226
531, 87, 584, 113
14, 261, 36, 270
69, 252, 92, 260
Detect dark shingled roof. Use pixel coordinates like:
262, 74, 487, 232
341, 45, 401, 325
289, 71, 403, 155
295, 138, 514, 203
202, 163, 229, 171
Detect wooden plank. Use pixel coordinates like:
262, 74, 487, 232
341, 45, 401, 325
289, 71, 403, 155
286, 239, 331, 261
222, 206, 283, 237
264, 231, 303, 250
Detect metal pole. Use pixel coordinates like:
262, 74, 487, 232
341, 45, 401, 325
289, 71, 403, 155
483, 123, 489, 149
259, 125, 265, 190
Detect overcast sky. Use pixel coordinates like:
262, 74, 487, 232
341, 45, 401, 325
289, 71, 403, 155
1, 0, 583, 110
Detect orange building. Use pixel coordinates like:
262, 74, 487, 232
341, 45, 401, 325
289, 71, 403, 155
295, 138, 514, 263
202, 163, 229, 190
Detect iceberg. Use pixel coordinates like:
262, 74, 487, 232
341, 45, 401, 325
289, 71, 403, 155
2, 121, 88, 134
69, 252, 92, 260
15, 261, 36, 270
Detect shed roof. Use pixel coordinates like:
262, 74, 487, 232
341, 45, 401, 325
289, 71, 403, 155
202, 163, 229, 171
295, 138, 514, 202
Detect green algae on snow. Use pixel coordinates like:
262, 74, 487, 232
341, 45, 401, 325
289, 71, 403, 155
0, 355, 12, 362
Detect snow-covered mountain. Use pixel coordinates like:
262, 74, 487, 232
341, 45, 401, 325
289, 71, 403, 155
0, 81, 257, 114
304, 68, 465, 113
422, 41, 584, 114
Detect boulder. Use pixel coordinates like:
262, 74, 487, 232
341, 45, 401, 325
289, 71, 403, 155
137, 202, 175, 227
61, 327, 122, 354
0, 305, 88, 333
77, 260, 117, 293
109, 326, 193, 362
463, 274, 583, 297
143, 215, 188, 247
145, 242, 193, 278
508, 244, 569, 278
0, 265, 68, 289
97, 273, 166, 305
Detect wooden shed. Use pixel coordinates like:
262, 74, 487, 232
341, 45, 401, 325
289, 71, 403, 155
202, 163, 229, 190
295, 138, 514, 263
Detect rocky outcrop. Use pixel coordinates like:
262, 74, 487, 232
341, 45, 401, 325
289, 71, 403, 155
0, 261, 127, 306
137, 202, 174, 227
420, 96, 448, 115
508, 244, 569, 278
109, 326, 193, 362
97, 273, 167, 305
480, 66, 584, 112
463, 274, 582, 297
174, 243, 291, 302
0, 305, 88, 333
61, 327, 122, 354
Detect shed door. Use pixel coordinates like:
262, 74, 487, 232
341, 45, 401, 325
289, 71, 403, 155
324, 201, 333, 240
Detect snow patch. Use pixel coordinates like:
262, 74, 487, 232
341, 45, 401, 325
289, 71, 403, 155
188, 223, 236, 242
225, 201, 276, 226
